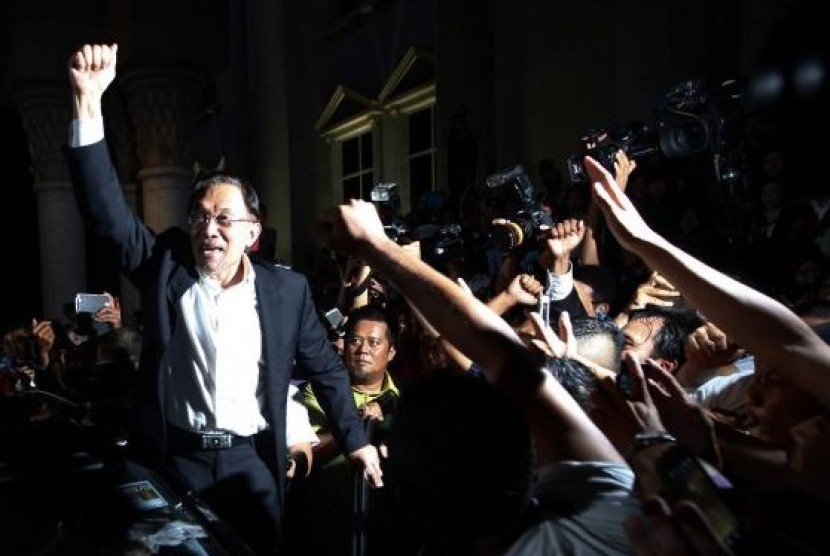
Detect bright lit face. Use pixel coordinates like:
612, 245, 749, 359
189, 184, 261, 284
622, 317, 664, 363
345, 319, 396, 387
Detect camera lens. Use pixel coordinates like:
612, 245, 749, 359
490, 220, 525, 251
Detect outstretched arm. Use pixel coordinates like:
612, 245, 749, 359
66, 43, 157, 277
319, 200, 623, 466
586, 156, 830, 408
580, 149, 637, 266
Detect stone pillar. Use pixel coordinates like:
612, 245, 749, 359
244, 1, 293, 264
14, 89, 86, 321
120, 68, 206, 232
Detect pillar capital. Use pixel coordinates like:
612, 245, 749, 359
119, 67, 207, 169
103, 92, 139, 185
13, 87, 71, 183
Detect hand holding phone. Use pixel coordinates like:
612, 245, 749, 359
74, 293, 111, 314
616, 356, 659, 400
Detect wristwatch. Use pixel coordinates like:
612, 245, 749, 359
629, 431, 677, 453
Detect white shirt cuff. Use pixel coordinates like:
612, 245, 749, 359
69, 117, 105, 148
546, 261, 574, 301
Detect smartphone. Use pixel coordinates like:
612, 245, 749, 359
74, 293, 110, 314
324, 307, 346, 335
617, 360, 658, 399
616, 365, 634, 398
656, 443, 743, 549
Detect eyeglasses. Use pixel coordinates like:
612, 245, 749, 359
188, 211, 258, 229
345, 336, 386, 350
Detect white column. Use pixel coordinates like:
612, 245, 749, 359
14, 89, 86, 321
121, 68, 205, 232
138, 166, 193, 232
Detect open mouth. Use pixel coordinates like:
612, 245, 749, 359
200, 243, 224, 256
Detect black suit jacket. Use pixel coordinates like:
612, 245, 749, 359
67, 140, 367, 509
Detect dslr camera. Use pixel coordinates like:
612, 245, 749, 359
420, 223, 467, 270
486, 164, 554, 252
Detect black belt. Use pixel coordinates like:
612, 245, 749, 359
166, 425, 253, 452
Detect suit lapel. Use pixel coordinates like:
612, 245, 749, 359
255, 267, 288, 395
168, 264, 198, 309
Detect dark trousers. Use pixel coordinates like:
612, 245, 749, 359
165, 440, 281, 555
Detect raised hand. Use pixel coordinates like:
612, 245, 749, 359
596, 354, 667, 439
644, 364, 721, 467
94, 292, 122, 329
68, 44, 118, 116
613, 149, 638, 191
527, 310, 577, 359
542, 218, 585, 268
507, 273, 544, 306
585, 155, 660, 254
318, 199, 391, 260
615, 271, 682, 327
683, 322, 741, 372
29, 318, 56, 368
632, 271, 681, 309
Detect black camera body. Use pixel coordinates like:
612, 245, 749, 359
567, 123, 659, 183
421, 223, 467, 269
486, 164, 554, 252
370, 182, 412, 244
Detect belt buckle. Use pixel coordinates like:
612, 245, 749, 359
201, 431, 233, 450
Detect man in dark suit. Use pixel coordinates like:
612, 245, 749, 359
66, 43, 382, 555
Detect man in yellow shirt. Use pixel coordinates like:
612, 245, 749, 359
302, 303, 399, 465
291, 304, 406, 555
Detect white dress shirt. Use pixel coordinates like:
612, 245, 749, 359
164, 266, 266, 436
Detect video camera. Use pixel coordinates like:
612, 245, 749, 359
566, 122, 659, 183
485, 164, 554, 252
567, 79, 744, 186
